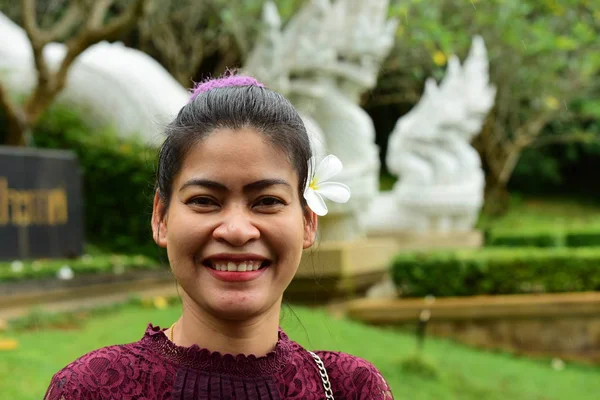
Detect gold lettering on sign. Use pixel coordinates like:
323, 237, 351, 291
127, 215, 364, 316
0, 177, 69, 227
49, 189, 68, 225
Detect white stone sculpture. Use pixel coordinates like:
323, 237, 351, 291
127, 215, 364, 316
367, 36, 496, 234
0, 12, 189, 144
245, 0, 397, 241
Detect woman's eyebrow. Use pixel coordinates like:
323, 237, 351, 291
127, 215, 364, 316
179, 178, 291, 192
243, 179, 292, 192
180, 179, 227, 192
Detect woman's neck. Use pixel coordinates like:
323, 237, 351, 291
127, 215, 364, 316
169, 296, 282, 358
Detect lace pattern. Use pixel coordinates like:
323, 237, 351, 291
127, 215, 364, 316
142, 324, 295, 378
44, 324, 393, 400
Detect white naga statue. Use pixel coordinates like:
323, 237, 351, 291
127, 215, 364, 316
367, 36, 496, 234
0, 12, 188, 144
245, 0, 397, 241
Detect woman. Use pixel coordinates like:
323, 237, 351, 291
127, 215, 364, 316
44, 75, 393, 399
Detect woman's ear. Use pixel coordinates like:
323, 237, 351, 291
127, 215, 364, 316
303, 209, 318, 249
151, 190, 168, 248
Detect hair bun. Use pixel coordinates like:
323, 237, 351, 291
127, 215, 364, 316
189, 75, 265, 102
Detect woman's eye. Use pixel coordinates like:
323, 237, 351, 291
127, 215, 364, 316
187, 197, 218, 207
255, 197, 285, 208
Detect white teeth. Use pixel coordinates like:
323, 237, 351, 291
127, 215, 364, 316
210, 261, 264, 272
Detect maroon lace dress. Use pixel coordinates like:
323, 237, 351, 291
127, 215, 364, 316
44, 324, 393, 399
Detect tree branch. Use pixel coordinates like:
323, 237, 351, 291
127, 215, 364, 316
21, 0, 51, 89
139, 0, 214, 85
23, 0, 148, 123
513, 111, 555, 149
206, 0, 251, 58
0, 81, 27, 145
47, 1, 83, 41
91, 0, 146, 42
56, 0, 147, 93
21, 0, 40, 40
0, 81, 23, 125
86, 0, 113, 31
531, 131, 599, 148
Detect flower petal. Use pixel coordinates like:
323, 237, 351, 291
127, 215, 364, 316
315, 182, 351, 203
314, 155, 343, 183
307, 157, 315, 177
306, 157, 316, 192
304, 187, 328, 216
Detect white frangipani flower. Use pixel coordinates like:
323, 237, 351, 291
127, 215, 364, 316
303, 155, 351, 216
57, 265, 74, 280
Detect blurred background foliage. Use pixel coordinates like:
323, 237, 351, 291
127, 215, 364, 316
375, 0, 600, 204
31, 105, 160, 257
0, 0, 599, 230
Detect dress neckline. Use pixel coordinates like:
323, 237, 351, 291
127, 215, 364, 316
142, 324, 298, 377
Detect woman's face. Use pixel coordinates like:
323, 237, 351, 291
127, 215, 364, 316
152, 127, 317, 321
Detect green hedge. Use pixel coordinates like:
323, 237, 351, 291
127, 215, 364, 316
0, 254, 161, 282
565, 229, 600, 247
391, 247, 600, 297
32, 106, 161, 257
486, 228, 600, 248
486, 230, 565, 247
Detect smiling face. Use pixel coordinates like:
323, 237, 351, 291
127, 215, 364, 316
152, 127, 317, 321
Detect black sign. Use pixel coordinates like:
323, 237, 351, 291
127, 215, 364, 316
0, 146, 84, 260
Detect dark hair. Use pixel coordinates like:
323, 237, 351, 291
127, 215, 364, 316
155, 81, 312, 218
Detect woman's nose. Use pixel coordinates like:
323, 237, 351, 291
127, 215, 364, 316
212, 207, 260, 246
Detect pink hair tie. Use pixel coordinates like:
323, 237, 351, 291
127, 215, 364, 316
189, 76, 264, 102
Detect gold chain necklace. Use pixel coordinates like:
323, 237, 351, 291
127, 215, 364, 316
169, 322, 176, 342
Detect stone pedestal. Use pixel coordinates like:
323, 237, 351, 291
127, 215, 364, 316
286, 232, 482, 303
368, 230, 484, 251
286, 238, 398, 302
317, 213, 364, 242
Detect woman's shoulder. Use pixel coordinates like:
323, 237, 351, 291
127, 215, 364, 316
44, 340, 170, 400
314, 350, 393, 400
44, 343, 122, 399
44, 343, 138, 399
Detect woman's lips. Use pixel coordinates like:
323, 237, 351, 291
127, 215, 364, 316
201, 254, 272, 282
205, 264, 269, 282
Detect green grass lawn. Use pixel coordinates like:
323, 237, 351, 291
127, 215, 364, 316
1, 303, 599, 400
478, 196, 600, 232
